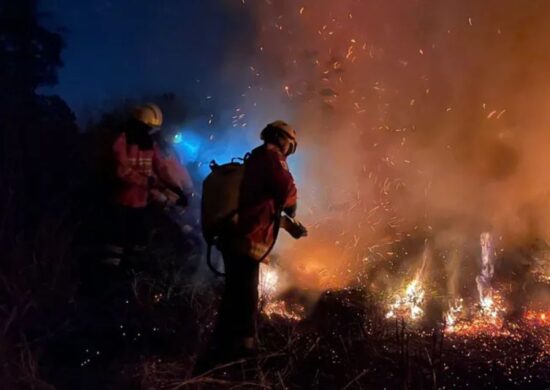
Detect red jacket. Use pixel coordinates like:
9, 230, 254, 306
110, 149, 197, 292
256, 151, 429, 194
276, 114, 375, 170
112, 133, 168, 208
230, 143, 297, 260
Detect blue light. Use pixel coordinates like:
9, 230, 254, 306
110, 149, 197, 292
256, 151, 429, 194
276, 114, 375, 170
171, 127, 304, 186
172, 130, 203, 161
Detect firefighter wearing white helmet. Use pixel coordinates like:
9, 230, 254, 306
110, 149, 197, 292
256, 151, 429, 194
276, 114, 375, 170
103, 103, 187, 267
260, 120, 298, 156
202, 119, 307, 367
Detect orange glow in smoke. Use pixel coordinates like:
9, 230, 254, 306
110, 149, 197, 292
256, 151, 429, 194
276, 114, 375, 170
280, 240, 354, 291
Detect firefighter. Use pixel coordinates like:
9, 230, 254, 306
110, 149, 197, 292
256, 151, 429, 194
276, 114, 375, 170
103, 103, 187, 267
212, 120, 308, 361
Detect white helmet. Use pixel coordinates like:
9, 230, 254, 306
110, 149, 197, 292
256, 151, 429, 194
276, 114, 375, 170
132, 103, 163, 129
261, 120, 298, 155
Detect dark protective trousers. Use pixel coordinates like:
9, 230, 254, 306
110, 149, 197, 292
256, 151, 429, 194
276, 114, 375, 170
214, 252, 260, 350
107, 205, 150, 251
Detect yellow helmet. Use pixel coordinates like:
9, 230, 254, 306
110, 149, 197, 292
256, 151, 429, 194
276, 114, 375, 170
132, 103, 163, 129
261, 120, 298, 155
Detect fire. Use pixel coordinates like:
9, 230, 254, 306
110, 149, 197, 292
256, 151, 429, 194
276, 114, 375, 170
476, 232, 496, 315
263, 300, 304, 322
386, 278, 425, 321
280, 238, 355, 291
524, 310, 550, 326
444, 293, 507, 335
259, 263, 304, 321
444, 232, 507, 335
445, 298, 464, 332
479, 295, 499, 322
259, 264, 279, 298
386, 244, 429, 321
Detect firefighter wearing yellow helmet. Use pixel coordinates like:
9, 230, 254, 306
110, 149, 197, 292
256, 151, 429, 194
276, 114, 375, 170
132, 103, 164, 130
103, 103, 188, 267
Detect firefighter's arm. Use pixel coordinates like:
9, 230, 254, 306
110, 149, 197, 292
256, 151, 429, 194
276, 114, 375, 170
113, 133, 149, 187
152, 145, 189, 207
268, 150, 298, 210
152, 145, 181, 189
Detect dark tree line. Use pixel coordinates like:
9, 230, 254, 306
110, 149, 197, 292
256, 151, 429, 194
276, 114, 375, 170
0, 2, 81, 387
0, 0, 78, 252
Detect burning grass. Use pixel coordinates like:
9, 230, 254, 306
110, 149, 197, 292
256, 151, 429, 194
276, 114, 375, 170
386, 278, 425, 321
4, 206, 550, 389
142, 287, 550, 389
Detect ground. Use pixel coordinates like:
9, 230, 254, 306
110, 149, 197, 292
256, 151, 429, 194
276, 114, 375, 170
3, 210, 550, 389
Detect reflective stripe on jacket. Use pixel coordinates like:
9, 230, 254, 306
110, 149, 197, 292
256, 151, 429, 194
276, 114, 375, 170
112, 133, 168, 208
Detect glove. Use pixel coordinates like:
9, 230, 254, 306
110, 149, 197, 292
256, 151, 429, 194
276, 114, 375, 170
284, 204, 297, 218
281, 216, 308, 239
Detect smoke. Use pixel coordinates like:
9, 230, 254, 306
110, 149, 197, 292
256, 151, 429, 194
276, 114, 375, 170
220, 0, 550, 296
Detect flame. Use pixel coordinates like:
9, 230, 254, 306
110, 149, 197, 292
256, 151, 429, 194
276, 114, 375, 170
445, 298, 464, 332
445, 293, 507, 335
259, 263, 304, 321
524, 310, 550, 326
479, 295, 499, 321
386, 244, 430, 321
263, 300, 305, 321
386, 278, 425, 321
444, 232, 507, 335
279, 238, 354, 291
259, 264, 279, 299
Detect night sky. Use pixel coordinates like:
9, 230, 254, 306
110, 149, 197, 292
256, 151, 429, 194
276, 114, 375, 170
40, 0, 254, 119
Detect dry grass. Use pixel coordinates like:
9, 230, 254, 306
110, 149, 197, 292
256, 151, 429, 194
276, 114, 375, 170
2, 205, 550, 389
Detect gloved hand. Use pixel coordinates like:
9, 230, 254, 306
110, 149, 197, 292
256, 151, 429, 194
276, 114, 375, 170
284, 204, 297, 218
281, 215, 308, 239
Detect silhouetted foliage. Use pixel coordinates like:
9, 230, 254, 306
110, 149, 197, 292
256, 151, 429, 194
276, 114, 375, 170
0, 0, 78, 248
0, 2, 81, 388
0, 0, 63, 94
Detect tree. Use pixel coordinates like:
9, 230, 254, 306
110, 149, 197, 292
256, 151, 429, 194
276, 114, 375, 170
0, 0, 63, 97
0, 0, 77, 246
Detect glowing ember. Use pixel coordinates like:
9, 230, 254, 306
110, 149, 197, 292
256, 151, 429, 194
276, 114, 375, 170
524, 310, 550, 326
386, 278, 425, 320
263, 300, 304, 321
444, 232, 506, 335
445, 293, 507, 335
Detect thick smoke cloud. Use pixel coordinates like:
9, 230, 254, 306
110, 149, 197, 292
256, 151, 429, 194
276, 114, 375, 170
224, 0, 550, 295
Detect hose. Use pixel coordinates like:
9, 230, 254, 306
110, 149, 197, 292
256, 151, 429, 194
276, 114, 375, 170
206, 208, 282, 277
